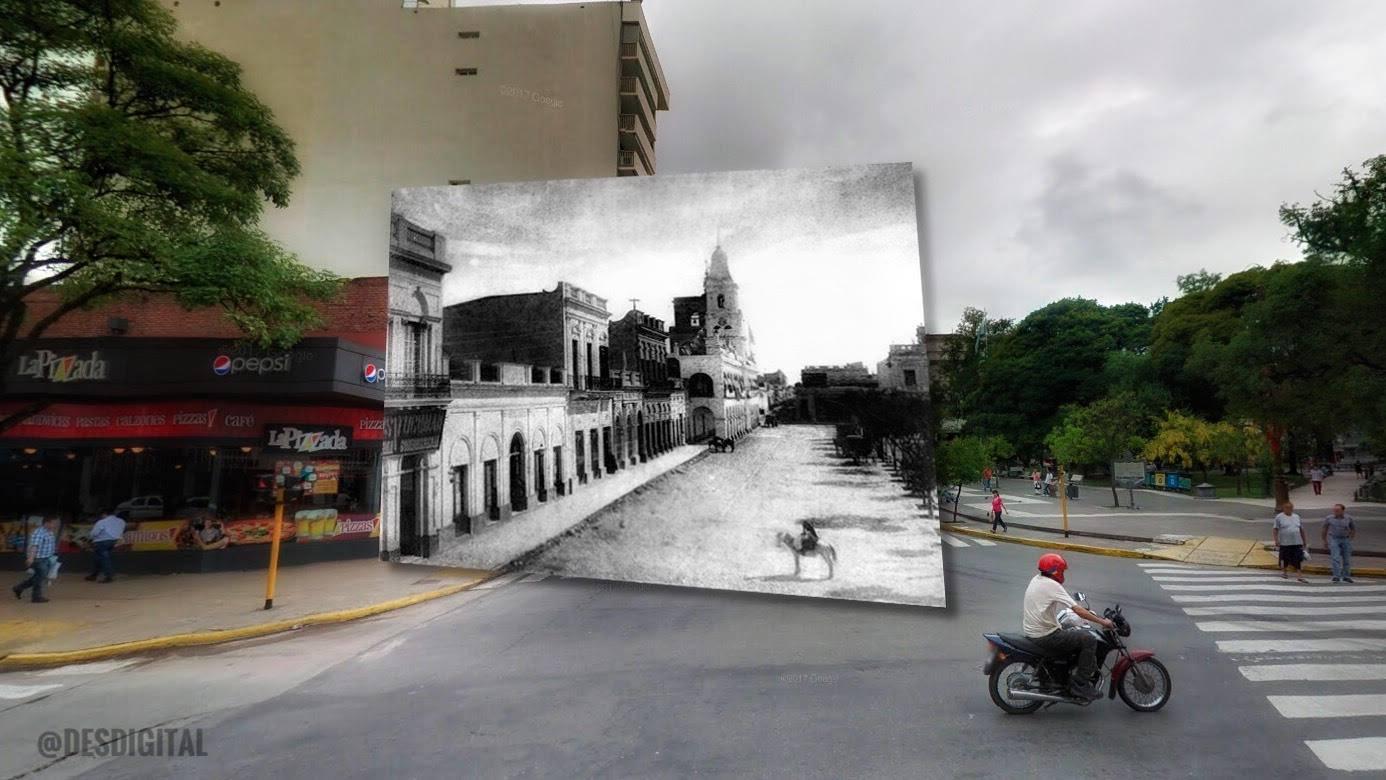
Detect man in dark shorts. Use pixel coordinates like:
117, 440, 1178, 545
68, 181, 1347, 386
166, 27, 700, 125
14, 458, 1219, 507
1273, 501, 1308, 582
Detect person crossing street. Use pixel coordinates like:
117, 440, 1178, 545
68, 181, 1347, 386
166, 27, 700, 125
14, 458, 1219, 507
1321, 503, 1357, 583
989, 489, 1009, 533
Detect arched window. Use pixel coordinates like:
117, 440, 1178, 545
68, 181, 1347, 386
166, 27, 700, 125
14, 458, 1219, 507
690, 313, 701, 327
688, 373, 715, 398
717, 294, 725, 309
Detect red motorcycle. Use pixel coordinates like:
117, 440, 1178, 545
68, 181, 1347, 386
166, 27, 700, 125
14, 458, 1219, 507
981, 595, 1172, 714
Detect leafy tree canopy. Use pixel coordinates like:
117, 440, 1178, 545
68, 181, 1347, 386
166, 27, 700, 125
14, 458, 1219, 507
1, 0, 342, 410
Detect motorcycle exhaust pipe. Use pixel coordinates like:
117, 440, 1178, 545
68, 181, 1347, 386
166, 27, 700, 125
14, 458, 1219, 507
1007, 689, 1074, 703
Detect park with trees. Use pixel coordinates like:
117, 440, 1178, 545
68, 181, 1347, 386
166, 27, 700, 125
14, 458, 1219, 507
930, 155, 1386, 507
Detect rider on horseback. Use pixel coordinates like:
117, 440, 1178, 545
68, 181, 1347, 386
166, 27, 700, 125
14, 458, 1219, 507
799, 520, 819, 553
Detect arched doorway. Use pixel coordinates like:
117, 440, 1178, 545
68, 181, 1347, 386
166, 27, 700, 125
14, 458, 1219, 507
691, 407, 714, 442
509, 433, 527, 512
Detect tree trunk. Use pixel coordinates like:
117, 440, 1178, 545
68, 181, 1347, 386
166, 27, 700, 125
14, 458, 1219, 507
952, 482, 963, 523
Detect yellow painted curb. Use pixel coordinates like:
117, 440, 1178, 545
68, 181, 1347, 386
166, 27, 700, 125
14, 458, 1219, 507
946, 525, 1386, 577
0, 572, 500, 671
947, 526, 1162, 560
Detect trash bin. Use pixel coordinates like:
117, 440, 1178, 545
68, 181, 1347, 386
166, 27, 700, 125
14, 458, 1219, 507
1195, 482, 1217, 499
1066, 483, 1079, 499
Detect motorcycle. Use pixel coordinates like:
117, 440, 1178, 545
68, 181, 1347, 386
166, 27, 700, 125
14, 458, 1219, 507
981, 594, 1172, 714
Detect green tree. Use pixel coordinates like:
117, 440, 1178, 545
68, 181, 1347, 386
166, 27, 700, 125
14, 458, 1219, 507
1046, 393, 1149, 507
1189, 259, 1353, 500
1280, 155, 1386, 448
1148, 266, 1271, 420
1206, 420, 1269, 497
934, 434, 1011, 522
1142, 410, 1210, 474
967, 298, 1151, 458
1175, 269, 1224, 295
1, 0, 342, 432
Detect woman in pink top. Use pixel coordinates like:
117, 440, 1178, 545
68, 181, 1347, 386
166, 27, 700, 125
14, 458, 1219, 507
990, 489, 1008, 533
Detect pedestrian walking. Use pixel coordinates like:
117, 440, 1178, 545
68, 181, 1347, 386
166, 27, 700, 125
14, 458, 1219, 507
990, 489, 1009, 533
1310, 466, 1325, 496
85, 508, 126, 583
12, 517, 59, 603
982, 466, 993, 493
1322, 503, 1356, 583
1354, 461, 1363, 479
1273, 502, 1308, 583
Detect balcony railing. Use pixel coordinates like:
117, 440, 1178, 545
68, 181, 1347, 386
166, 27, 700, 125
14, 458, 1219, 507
385, 372, 450, 399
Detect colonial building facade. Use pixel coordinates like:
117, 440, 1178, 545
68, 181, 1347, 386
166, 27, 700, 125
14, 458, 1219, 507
381, 215, 451, 560
669, 245, 767, 440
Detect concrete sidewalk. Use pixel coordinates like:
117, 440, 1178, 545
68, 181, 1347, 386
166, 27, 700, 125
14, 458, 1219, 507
423, 444, 707, 570
0, 559, 491, 667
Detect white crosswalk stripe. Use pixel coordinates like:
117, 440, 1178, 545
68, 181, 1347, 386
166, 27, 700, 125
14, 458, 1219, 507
940, 534, 970, 548
971, 537, 997, 547
1139, 564, 1386, 773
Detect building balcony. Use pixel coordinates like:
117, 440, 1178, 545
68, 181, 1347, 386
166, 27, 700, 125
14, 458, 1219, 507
619, 41, 664, 119
618, 114, 655, 175
385, 372, 451, 400
619, 76, 656, 139
618, 150, 649, 177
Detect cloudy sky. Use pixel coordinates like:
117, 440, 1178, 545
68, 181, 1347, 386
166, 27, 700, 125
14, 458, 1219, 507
445, 0, 1386, 332
393, 165, 922, 378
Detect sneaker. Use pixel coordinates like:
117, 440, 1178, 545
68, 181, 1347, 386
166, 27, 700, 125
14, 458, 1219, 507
1344, 578, 1355, 583
1070, 682, 1102, 701
84, 574, 98, 582
1333, 578, 1341, 583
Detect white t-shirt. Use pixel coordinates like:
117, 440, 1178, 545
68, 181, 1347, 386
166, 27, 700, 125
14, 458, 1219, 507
1310, 469, 1324, 481
1274, 513, 1304, 545
1023, 573, 1076, 638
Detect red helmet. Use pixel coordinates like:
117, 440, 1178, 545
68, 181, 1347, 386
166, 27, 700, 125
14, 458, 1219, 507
1037, 553, 1068, 584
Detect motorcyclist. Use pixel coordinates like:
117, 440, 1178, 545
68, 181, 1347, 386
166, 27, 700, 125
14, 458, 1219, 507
1021, 553, 1115, 700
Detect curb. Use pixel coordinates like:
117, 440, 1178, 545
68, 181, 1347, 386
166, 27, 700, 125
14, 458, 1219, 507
946, 525, 1162, 560
0, 572, 500, 671
944, 520, 1386, 577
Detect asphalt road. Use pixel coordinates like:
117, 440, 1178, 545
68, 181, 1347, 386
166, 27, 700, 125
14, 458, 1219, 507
5, 542, 1380, 778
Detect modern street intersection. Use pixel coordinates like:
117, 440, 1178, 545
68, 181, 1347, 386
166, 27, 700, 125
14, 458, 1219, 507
2, 431, 1384, 778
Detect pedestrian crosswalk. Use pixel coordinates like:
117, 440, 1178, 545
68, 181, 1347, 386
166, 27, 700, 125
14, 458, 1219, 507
1137, 561, 1386, 773
939, 532, 996, 548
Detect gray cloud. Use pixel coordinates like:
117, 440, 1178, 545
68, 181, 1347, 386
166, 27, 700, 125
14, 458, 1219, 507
637, 0, 1386, 328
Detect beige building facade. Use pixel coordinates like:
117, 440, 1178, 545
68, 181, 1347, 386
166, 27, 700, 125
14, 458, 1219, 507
162, 0, 670, 279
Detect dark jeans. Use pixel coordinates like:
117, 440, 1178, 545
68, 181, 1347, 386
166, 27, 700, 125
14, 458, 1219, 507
1030, 628, 1099, 688
91, 540, 117, 580
14, 557, 52, 602
991, 511, 1008, 532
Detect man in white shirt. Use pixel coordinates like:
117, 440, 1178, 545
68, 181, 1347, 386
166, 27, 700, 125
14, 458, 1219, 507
85, 509, 126, 583
1023, 553, 1114, 700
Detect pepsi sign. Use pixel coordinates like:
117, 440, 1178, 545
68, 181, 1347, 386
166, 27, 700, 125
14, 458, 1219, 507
212, 353, 292, 376
363, 362, 382, 384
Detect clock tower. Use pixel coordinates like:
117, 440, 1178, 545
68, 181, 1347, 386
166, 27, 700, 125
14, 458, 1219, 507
704, 243, 748, 359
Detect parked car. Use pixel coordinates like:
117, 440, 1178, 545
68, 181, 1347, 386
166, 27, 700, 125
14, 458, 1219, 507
115, 495, 166, 519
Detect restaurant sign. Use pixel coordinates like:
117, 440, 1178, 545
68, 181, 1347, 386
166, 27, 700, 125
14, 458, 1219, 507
382, 406, 447, 457
14, 349, 109, 383
264, 424, 353, 454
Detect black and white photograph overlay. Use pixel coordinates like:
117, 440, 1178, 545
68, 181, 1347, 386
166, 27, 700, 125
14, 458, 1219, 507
382, 163, 942, 607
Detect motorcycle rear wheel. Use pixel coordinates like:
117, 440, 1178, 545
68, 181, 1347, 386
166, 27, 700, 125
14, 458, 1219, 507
1117, 658, 1172, 712
988, 658, 1044, 714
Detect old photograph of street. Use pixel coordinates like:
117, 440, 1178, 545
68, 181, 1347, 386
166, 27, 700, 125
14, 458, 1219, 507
382, 164, 942, 606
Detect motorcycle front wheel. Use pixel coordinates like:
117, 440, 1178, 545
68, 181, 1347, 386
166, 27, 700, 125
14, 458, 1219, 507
988, 658, 1044, 715
1117, 658, 1172, 712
